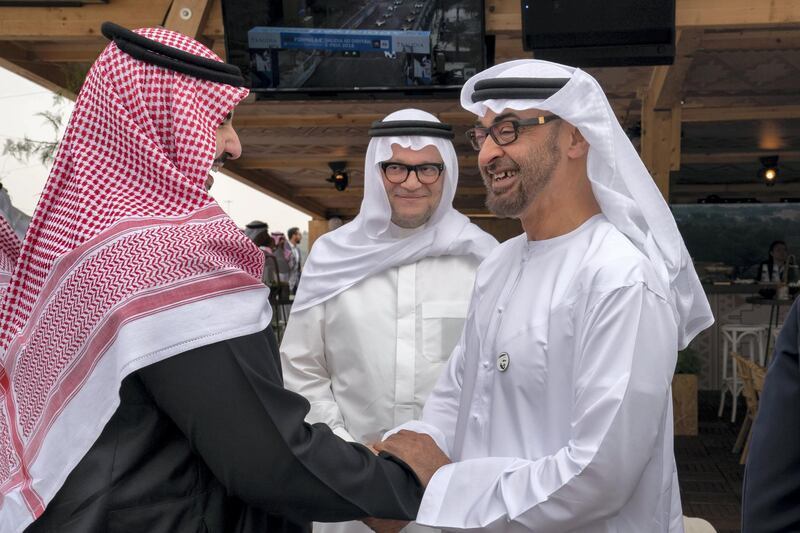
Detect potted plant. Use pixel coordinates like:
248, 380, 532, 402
672, 348, 700, 436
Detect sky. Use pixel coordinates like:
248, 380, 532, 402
0, 67, 311, 234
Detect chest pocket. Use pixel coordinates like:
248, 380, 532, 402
421, 301, 468, 362
496, 322, 549, 393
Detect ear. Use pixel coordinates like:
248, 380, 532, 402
565, 126, 589, 159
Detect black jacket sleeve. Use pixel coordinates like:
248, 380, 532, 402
136, 327, 423, 524
742, 300, 800, 532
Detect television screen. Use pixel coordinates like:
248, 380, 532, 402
521, 0, 675, 67
221, 0, 486, 98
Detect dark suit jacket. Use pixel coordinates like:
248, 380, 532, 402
26, 327, 422, 533
742, 299, 800, 532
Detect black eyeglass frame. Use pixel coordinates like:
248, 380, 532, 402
465, 115, 561, 151
379, 161, 445, 184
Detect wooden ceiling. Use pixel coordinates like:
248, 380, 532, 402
1, 0, 800, 218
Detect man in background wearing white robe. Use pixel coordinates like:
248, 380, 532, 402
375, 60, 714, 533
281, 109, 498, 533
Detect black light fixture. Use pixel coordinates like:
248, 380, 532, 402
759, 155, 779, 186
327, 161, 348, 192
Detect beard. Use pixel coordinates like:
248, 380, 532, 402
482, 127, 561, 218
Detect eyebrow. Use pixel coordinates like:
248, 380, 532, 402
491, 112, 520, 124
476, 112, 521, 127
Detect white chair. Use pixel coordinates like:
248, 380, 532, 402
683, 516, 717, 533
718, 324, 767, 422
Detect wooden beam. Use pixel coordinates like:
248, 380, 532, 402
641, 90, 678, 199
2, 0, 798, 44
29, 40, 105, 62
494, 32, 527, 63
682, 105, 800, 122
674, 183, 800, 193
473, 0, 800, 36
0, 42, 76, 98
647, 29, 704, 111
682, 151, 800, 164
296, 187, 364, 199
238, 155, 479, 170
670, 182, 800, 203
163, 0, 212, 39
233, 107, 475, 128
700, 29, 800, 51
239, 157, 363, 170
486, 0, 521, 33
670, 105, 682, 171
307, 218, 329, 251
676, 0, 800, 28
223, 163, 327, 218
0, 0, 173, 40
200, 0, 224, 39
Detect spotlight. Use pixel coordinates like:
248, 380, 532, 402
327, 161, 349, 192
759, 155, 779, 186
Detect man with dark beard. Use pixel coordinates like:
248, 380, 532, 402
373, 59, 714, 532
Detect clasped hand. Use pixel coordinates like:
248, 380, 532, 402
362, 430, 451, 533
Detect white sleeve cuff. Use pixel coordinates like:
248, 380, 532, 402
382, 420, 451, 456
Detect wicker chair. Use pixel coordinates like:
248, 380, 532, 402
733, 353, 767, 464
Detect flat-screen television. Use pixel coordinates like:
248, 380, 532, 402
522, 0, 675, 67
221, 0, 486, 99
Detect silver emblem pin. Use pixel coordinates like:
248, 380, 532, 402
497, 352, 510, 372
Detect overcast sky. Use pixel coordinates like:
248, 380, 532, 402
0, 67, 311, 234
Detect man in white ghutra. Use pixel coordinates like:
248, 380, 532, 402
376, 59, 715, 533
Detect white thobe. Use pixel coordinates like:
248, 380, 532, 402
391, 215, 685, 533
281, 254, 482, 533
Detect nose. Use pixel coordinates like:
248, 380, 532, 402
478, 135, 504, 169
401, 169, 423, 191
224, 129, 242, 160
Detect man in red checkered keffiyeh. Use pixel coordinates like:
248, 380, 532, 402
0, 24, 422, 533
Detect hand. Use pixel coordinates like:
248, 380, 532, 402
374, 430, 451, 487
362, 517, 409, 533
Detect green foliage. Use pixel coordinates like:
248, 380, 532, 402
675, 347, 702, 375
2, 95, 66, 167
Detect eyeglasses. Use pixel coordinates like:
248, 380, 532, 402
465, 115, 561, 151
379, 161, 444, 184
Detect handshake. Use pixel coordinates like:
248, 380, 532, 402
362, 430, 452, 533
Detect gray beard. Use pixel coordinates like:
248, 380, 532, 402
485, 130, 560, 218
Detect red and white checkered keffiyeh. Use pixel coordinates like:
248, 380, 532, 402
0, 27, 271, 531
0, 218, 21, 295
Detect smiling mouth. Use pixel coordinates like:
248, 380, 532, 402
484, 169, 519, 193
489, 169, 517, 183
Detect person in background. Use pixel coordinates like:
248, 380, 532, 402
287, 227, 302, 294
757, 240, 788, 283
244, 220, 278, 287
